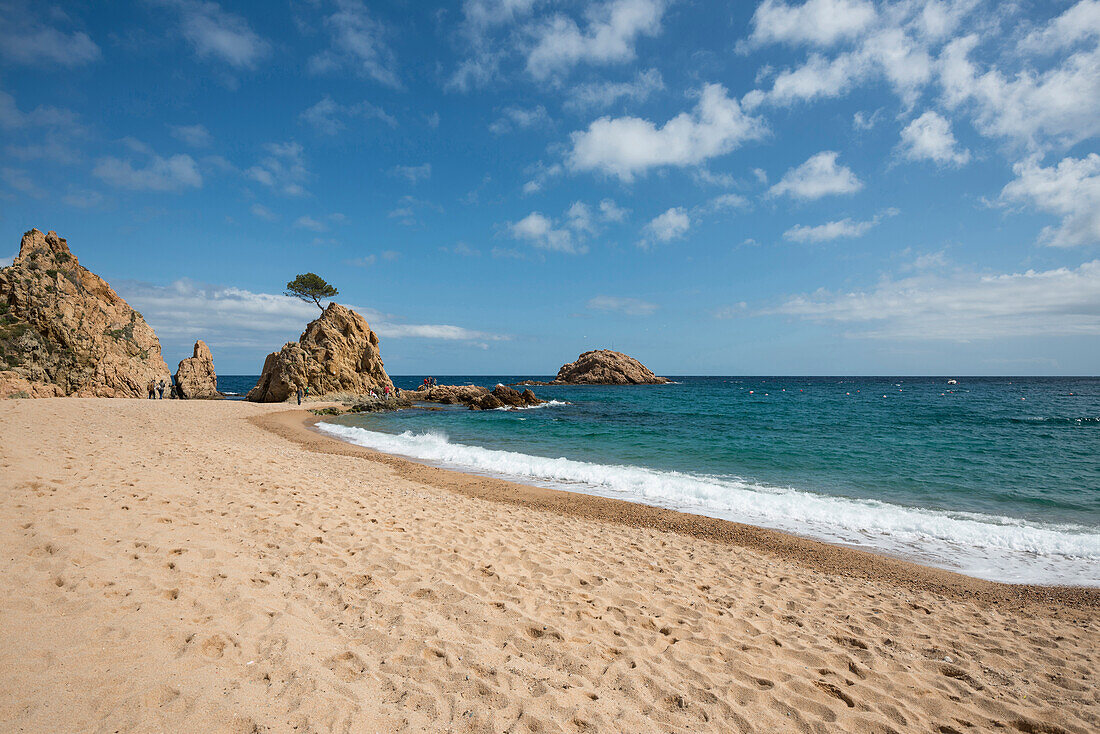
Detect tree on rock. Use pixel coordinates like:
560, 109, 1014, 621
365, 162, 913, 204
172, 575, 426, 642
285, 273, 338, 311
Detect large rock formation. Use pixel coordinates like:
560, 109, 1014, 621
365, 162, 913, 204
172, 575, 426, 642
0, 228, 171, 398
552, 349, 668, 385
175, 340, 220, 399
247, 303, 393, 402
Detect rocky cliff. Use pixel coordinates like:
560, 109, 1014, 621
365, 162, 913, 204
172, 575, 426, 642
552, 349, 668, 385
175, 340, 220, 399
0, 228, 171, 398
247, 303, 393, 402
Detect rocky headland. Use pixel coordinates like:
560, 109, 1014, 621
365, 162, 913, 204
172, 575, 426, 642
0, 229, 171, 399
247, 303, 393, 402
175, 340, 221, 399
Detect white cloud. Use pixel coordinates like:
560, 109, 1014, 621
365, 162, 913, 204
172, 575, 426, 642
158, 0, 269, 69
170, 123, 213, 148
898, 110, 970, 166
0, 4, 100, 67
784, 217, 873, 243
250, 203, 278, 221
565, 201, 596, 234
1, 167, 45, 198
247, 142, 309, 196
587, 295, 658, 316
392, 163, 432, 184
93, 146, 202, 192
939, 29, 1100, 150
526, 0, 667, 80
344, 255, 376, 267
0, 255, 14, 268
522, 161, 563, 194
640, 207, 689, 247
564, 68, 664, 111
509, 211, 586, 254
568, 83, 767, 182
309, 0, 400, 87
489, 105, 550, 134
768, 259, 1100, 339
294, 215, 328, 232
707, 192, 750, 211
116, 278, 509, 352
61, 188, 106, 209
743, 0, 877, 48
768, 151, 862, 200
599, 198, 629, 222
1019, 0, 1100, 53
446, 0, 540, 90
300, 96, 397, 135
0, 91, 86, 164
1001, 154, 1100, 248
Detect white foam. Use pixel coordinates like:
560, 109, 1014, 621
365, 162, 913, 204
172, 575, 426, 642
316, 423, 1100, 586
493, 400, 570, 411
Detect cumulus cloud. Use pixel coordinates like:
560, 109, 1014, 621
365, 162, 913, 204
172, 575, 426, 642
898, 110, 970, 166
742, 0, 877, 49
309, 0, 400, 87
300, 96, 396, 135
587, 295, 658, 315
247, 142, 309, 196
939, 25, 1100, 150
564, 68, 664, 111
526, 0, 667, 80
94, 145, 202, 192
640, 207, 689, 248
294, 215, 328, 232
1001, 154, 1100, 248
446, 0, 540, 90
2, 166, 45, 198
568, 84, 766, 182
768, 151, 862, 199
767, 259, 1100, 339
599, 198, 629, 222
250, 203, 278, 221
509, 212, 585, 254
0, 4, 100, 67
0, 90, 86, 164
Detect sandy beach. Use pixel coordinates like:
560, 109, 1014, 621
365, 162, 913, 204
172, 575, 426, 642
1, 398, 1096, 733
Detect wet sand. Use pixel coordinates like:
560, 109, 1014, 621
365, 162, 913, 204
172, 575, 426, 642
1, 398, 1096, 733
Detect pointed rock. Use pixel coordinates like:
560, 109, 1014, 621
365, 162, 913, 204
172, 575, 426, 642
175, 340, 221, 399
247, 303, 393, 402
0, 228, 171, 398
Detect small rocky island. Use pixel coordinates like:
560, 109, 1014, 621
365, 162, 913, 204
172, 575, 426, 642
0, 229, 172, 399
412, 383, 544, 410
515, 349, 669, 386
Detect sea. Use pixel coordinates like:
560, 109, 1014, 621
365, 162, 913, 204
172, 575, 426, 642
218, 375, 1100, 586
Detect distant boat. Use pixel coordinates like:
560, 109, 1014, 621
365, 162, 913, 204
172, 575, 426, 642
947, 379, 957, 385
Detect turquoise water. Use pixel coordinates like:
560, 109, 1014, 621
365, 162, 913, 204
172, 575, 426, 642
231, 375, 1100, 584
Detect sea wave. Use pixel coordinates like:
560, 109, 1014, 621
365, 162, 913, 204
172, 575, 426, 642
316, 423, 1100, 585
493, 399, 570, 411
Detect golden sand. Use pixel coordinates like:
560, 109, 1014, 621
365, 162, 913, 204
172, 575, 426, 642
1, 399, 1096, 732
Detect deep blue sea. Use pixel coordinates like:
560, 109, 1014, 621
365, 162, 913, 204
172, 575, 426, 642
221, 375, 1100, 585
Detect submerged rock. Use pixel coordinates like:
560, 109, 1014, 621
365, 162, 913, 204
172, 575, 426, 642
551, 349, 668, 385
0, 228, 171, 398
247, 303, 393, 402
175, 340, 221, 399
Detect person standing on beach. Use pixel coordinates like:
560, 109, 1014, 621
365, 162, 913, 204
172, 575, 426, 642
157, 380, 166, 399
296, 386, 304, 405
147, 379, 156, 399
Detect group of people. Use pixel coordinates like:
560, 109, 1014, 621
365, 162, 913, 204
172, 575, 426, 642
146, 378, 171, 399
421, 376, 437, 388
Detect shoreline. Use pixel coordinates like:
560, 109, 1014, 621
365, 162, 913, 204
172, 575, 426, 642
252, 409, 1100, 614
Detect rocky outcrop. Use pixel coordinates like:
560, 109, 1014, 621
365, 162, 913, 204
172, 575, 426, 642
412, 383, 545, 410
247, 303, 393, 402
551, 349, 668, 385
175, 340, 220, 399
0, 228, 171, 398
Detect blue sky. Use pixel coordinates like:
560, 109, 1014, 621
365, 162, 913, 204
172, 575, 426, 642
2, 0, 1099, 375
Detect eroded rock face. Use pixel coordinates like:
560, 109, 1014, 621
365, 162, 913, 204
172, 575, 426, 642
175, 340, 220, 399
247, 303, 393, 402
552, 349, 668, 385
0, 228, 171, 398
